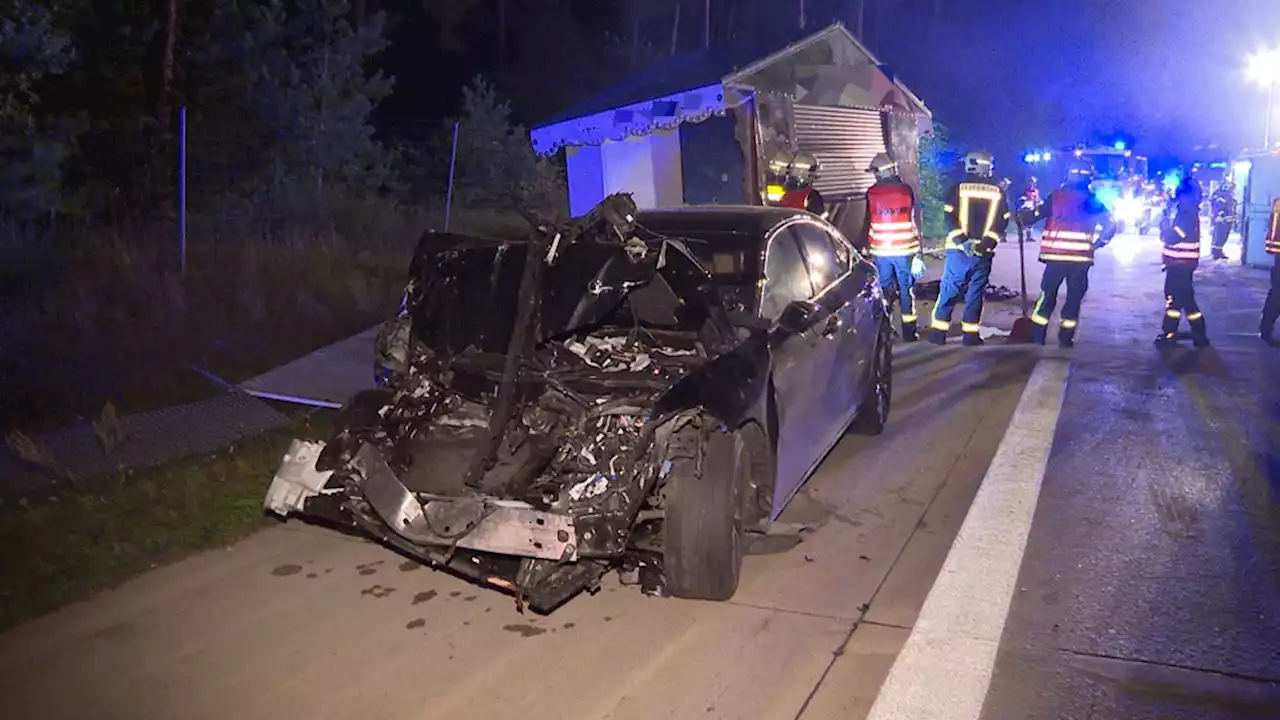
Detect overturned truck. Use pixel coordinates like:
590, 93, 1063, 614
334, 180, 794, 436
265, 195, 892, 611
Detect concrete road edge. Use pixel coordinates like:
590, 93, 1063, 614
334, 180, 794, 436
865, 357, 1070, 720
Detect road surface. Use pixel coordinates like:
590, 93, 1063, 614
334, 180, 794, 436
0, 327, 1037, 719
3, 231, 1277, 719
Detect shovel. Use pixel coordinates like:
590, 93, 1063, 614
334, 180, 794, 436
1007, 221, 1036, 343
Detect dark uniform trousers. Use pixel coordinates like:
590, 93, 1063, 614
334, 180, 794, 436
1163, 267, 1206, 340
1032, 262, 1089, 344
1263, 262, 1280, 337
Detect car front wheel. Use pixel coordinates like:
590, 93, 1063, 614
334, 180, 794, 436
852, 320, 893, 435
663, 419, 747, 601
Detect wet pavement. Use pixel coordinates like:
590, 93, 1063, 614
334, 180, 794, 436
0, 319, 1037, 719
978, 233, 1280, 719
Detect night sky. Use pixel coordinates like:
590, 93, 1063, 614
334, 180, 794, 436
389, 0, 1280, 170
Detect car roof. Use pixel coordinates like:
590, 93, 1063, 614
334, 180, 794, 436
635, 205, 814, 239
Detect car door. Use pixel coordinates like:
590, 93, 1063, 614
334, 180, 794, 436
759, 224, 829, 516
819, 224, 882, 421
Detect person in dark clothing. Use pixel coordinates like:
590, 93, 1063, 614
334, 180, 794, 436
1261, 198, 1280, 346
1156, 175, 1208, 347
930, 150, 1011, 346
1022, 159, 1117, 348
1209, 181, 1237, 260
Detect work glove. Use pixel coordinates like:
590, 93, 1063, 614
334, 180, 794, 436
910, 254, 927, 279
961, 239, 984, 257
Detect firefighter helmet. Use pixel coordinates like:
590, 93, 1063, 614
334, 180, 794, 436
964, 150, 994, 176
768, 151, 794, 174
793, 152, 820, 178
1066, 156, 1093, 183
868, 152, 898, 178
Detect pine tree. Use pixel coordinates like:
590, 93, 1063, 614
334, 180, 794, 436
0, 1, 78, 218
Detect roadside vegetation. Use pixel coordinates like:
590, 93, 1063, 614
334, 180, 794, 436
0, 1, 565, 434
0, 410, 330, 632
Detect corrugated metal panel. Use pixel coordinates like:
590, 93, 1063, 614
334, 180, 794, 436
793, 105, 887, 201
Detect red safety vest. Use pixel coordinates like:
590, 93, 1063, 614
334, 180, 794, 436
1039, 187, 1099, 264
1267, 198, 1280, 256
780, 187, 814, 211
866, 182, 920, 257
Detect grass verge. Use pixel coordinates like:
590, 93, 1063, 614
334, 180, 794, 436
0, 409, 332, 633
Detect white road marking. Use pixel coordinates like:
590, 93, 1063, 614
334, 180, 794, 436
864, 357, 1069, 720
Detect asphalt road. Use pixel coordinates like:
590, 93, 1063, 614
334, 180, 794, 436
0, 336, 1038, 719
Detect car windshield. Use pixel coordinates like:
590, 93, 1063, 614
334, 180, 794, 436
638, 228, 756, 284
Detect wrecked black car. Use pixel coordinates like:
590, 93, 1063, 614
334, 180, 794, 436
265, 195, 893, 611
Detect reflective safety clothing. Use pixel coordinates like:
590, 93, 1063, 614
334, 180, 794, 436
1261, 199, 1280, 341
1210, 189, 1237, 256
1030, 264, 1089, 346
1163, 185, 1202, 268
930, 251, 992, 344
765, 184, 786, 203
875, 255, 918, 340
1038, 186, 1110, 264
780, 187, 825, 216
866, 179, 921, 257
1161, 266, 1207, 345
942, 176, 1011, 255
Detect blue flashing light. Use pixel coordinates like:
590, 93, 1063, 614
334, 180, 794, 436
1208, 161, 1227, 169
1024, 152, 1040, 163
1114, 140, 1127, 150
1043, 151, 1052, 161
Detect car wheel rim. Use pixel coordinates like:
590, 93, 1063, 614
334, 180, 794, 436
876, 337, 892, 422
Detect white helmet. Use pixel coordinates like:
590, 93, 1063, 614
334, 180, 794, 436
964, 150, 994, 177
868, 152, 898, 178
792, 152, 820, 177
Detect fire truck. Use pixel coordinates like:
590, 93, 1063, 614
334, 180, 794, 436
1069, 144, 1155, 233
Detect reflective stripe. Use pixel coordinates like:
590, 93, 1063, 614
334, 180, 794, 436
1186, 312, 1203, 321
1174, 226, 1187, 238
1166, 309, 1182, 318
1060, 319, 1078, 329
902, 314, 918, 323
870, 229, 919, 242
871, 245, 921, 257
931, 317, 950, 331
961, 322, 981, 333
872, 221, 916, 231
1044, 230, 1091, 240
1031, 314, 1049, 326
1042, 239, 1094, 252
766, 184, 785, 202
943, 204, 956, 212
1040, 253, 1093, 263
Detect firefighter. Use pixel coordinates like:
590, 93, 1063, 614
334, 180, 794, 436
779, 152, 826, 216
930, 150, 1011, 346
1209, 180, 1237, 260
1024, 176, 1041, 207
764, 152, 793, 205
1021, 158, 1117, 348
1156, 174, 1209, 347
1260, 198, 1280, 346
865, 152, 924, 341
998, 177, 1013, 242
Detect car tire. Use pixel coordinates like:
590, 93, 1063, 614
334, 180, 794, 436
663, 420, 747, 601
852, 320, 893, 436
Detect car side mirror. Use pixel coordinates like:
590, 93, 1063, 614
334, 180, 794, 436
775, 299, 817, 336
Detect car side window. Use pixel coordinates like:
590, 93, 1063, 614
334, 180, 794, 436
761, 230, 816, 321
788, 223, 843, 292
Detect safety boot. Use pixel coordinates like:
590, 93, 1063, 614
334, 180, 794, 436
1030, 324, 1048, 346
928, 330, 947, 346
901, 322, 918, 343
962, 333, 985, 347
1189, 315, 1210, 348
1058, 327, 1076, 349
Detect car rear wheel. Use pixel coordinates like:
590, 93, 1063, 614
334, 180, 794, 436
663, 420, 747, 601
852, 320, 893, 435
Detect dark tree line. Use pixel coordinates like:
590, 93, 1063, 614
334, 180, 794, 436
0, 0, 950, 225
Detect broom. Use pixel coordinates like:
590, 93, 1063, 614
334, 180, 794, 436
1007, 218, 1036, 343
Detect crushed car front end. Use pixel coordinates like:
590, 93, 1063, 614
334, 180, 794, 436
264, 196, 765, 611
